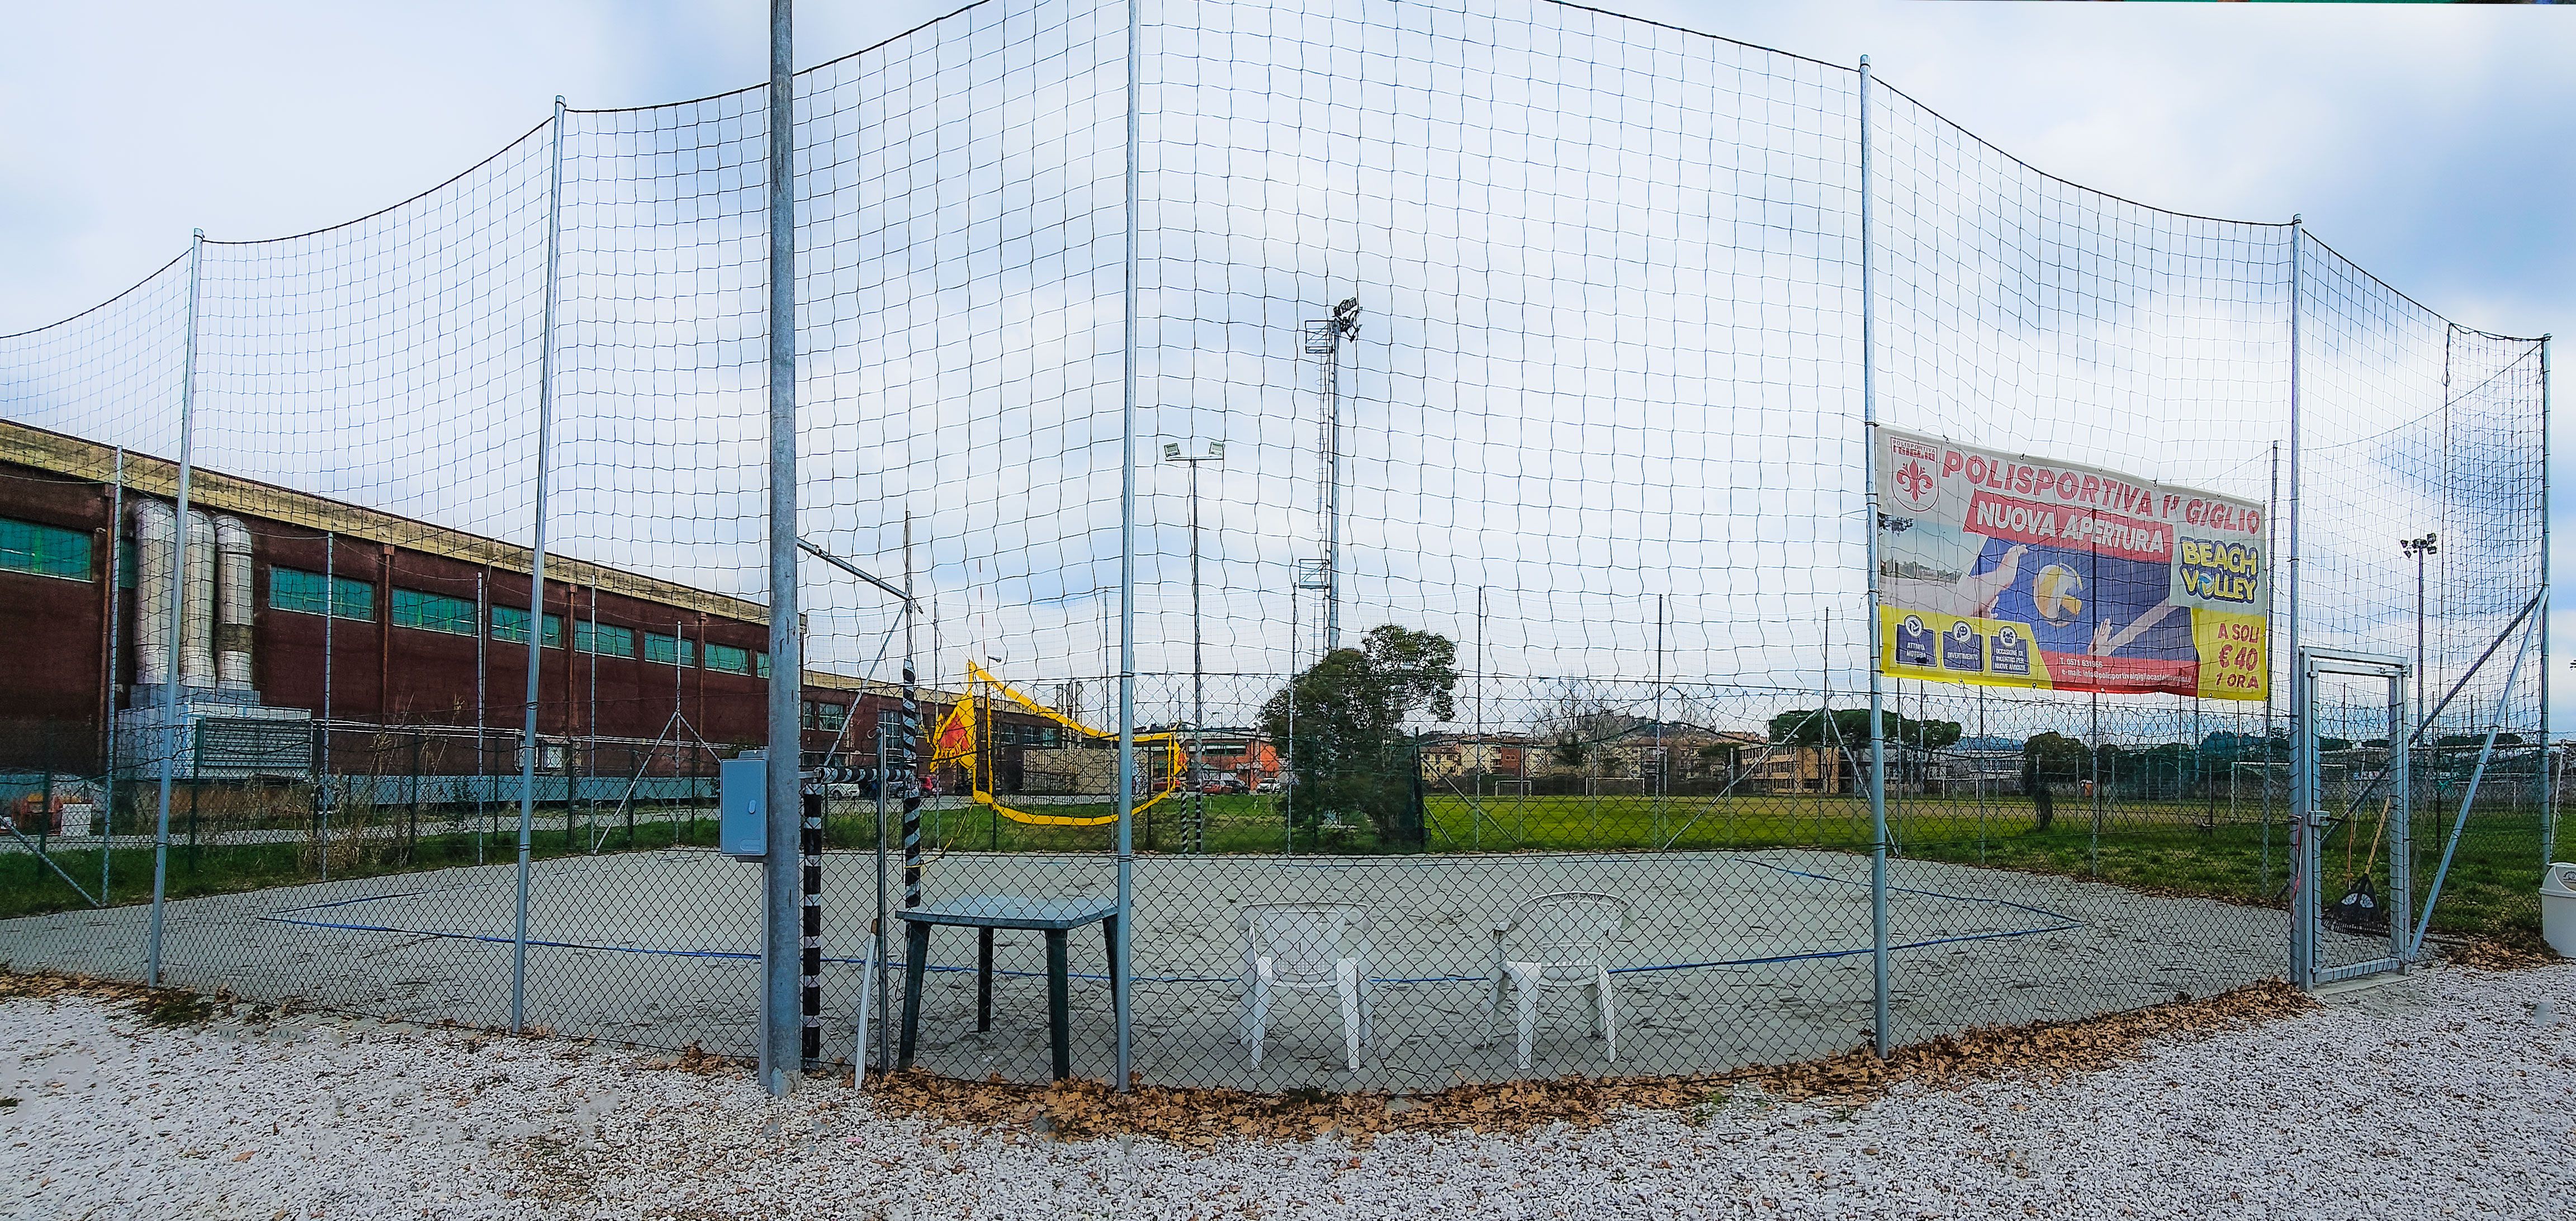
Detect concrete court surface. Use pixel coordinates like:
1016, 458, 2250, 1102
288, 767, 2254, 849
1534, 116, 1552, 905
0, 846, 2344, 1090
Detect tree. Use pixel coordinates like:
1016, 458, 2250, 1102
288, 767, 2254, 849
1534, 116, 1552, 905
2021, 731, 2091, 831
1765, 707, 1961, 751
1260, 624, 1459, 847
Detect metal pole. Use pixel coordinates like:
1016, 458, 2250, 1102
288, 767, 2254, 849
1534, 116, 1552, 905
2535, 337, 2555, 865
104, 448, 123, 903
476, 571, 487, 864
2089, 690, 2101, 876
2286, 215, 2310, 989
1474, 585, 1486, 841
586, 585, 598, 853
1855, 56, 1890, 1058
1285, 567, 1298, 855
873, 728, 891, 1076
1190, 458, 1204, 854
1114, 0, 1143, 1091
760, 0, 803, 1098
146, 229, 203, 989
513, 96, 569, 1036
2264, 442, 2279, 893
320, 532, 334, 882
1322, 339, 1344, 653
1654, 593, 1666, 845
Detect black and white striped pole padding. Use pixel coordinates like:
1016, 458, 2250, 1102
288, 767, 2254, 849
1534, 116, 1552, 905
901, 664, 923, 909
799, 787, 823, 1066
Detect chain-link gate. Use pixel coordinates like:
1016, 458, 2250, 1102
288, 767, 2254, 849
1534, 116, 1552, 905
2291, 649, 2411, 987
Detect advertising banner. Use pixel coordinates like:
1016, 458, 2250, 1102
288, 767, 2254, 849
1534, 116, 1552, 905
1874, 427, 2269, 700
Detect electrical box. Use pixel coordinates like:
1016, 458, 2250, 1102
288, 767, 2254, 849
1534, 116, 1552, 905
720, 755, 768, 859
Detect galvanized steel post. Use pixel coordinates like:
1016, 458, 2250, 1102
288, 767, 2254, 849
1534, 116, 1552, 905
2286, 215, 2312, 990
2535, 337, 2555, 865
513, 96, 569, 1036
1113, 0, 1144, 1091
1855, 56, 1891, 1058
760, 0, 804, 1099
146, 230, 203, 989
103, 448, 122, 904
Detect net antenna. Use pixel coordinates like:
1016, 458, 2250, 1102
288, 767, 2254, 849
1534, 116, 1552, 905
1302, 297, 1361, 654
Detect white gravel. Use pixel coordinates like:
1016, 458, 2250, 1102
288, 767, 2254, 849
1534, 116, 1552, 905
6, 963, 2573, 1220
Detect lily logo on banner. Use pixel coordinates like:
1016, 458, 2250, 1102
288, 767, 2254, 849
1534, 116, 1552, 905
1886, 433, 1937, 510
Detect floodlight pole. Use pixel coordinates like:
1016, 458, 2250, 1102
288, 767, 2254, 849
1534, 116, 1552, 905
1306, 300, 1360, 652
1167, 442, 1223, 852
2402, 533, 2436, 742
1855, 55, 1891, 1058
759, 0, 803, 1097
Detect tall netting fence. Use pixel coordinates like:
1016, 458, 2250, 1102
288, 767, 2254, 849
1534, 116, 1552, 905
0, 0, 2548, 1091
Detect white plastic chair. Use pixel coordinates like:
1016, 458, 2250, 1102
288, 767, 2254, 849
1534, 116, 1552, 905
1239, 903, 1375, 1070
1486, 891, 1632, 1070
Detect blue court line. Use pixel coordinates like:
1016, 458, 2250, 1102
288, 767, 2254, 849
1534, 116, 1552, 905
258, 889, 2087, 987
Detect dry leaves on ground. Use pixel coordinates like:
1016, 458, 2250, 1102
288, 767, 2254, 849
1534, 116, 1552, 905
2442, 936, 2561, 972
867, 979, 2318, 1146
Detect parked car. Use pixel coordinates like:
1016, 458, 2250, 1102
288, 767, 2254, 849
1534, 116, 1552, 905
1200, 775, 1248, 796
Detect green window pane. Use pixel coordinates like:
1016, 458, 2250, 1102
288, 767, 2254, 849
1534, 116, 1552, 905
644, 631, 695, 666
575, 622, 634, 658
0, 518, 94, 581
331, 576, 375, 622
270, 566, 330, 615
392, 588, 475, 635
705, 643, 751, 674
754, 651, 771, 679
491, 605, 567, 647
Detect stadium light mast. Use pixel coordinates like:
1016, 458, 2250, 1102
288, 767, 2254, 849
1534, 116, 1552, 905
1166, 440, 1224, 854
2402, 532, 2436, 736
1304, 298, 1361, 652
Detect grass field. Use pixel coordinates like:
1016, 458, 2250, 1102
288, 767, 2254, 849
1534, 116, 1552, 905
7, 787, 2558, 948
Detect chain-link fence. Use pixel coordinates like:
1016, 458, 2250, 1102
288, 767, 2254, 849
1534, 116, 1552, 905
1, 0, 2551, 1092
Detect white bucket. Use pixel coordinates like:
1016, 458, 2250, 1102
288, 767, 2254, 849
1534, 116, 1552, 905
2541, 863, 2576, 959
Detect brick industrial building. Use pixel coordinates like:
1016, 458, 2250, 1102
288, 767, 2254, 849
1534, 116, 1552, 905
0, 418, 1057, 791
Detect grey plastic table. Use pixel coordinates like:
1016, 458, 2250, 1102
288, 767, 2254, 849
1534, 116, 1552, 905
894, 896, 1121, 1081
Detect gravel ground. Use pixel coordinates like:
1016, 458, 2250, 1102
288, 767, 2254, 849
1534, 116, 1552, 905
6, 962, 2572, 1220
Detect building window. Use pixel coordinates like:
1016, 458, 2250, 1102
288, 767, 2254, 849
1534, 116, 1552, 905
705, 642, 752, 674
643, 631, 694, 666
391, 588, 476, 636
803, 701, 848, 732
491, 604, 566, 649
574, 621, 634, 658
753, 650, 771, 679
271, 566, 374, 621
0, 517, 94, 581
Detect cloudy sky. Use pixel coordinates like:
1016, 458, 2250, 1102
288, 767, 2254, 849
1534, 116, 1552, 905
3, 0, 2567, 730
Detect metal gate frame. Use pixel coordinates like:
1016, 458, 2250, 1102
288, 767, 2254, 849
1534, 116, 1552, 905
2291, 647, 2411, 988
